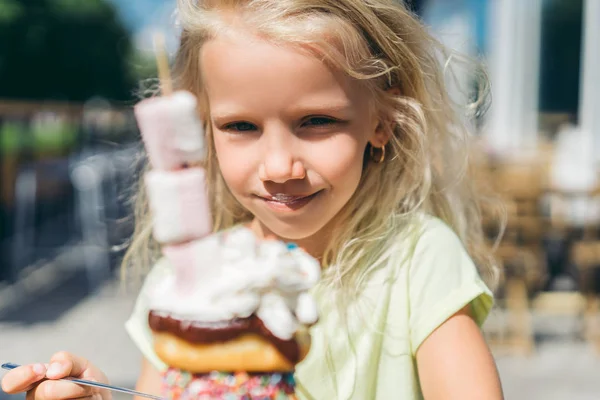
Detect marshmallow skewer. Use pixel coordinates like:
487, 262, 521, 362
135, 32, 213, 292
136, 34, 206, 171
154, 32, 173, 96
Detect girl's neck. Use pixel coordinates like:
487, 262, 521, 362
248, 219, 328, 261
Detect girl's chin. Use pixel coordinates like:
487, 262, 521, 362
250, 218, 327, 243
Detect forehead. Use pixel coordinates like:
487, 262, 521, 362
199, 34, 370, 113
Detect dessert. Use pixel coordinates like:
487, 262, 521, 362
134, 90, 320, 399
148, 231, 320, 399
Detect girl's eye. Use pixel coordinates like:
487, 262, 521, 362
223, 122, 257, 132
302, 117, 338, 127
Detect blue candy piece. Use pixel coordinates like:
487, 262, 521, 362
286, 243, 298, 250
270, 373, 282, 385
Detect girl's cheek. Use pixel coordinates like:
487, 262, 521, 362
216, 148, 255, 188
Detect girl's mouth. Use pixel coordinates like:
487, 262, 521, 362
257, 191, 322, 212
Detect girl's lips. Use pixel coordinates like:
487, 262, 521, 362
256, 191, 322, 212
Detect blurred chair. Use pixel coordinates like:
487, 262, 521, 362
69, 145, 140, 290
481, 158, 549, 355
10, 158, 73, 281
10, 166, 38, 281
563, 190, 600, 353
9, 144, 139, 292
536, 136, 600, 352
493, 163, 549, 293
70, 153, 114, 289
541, 133, 600, 351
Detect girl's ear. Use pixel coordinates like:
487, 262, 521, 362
369, 121, 391, 148
369, 87, 401, 147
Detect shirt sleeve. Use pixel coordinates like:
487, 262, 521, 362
408, 217, 494, 354
124, 258, 171, 372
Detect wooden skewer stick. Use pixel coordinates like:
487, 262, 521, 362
153, 32, 173, 96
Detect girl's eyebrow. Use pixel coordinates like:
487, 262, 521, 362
210, 106, 253, 122
288, 102, 354, 115
211, 102, 354, 121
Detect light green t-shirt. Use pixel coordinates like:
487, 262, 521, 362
125, 215, 493, 399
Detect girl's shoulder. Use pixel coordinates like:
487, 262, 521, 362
346, 213, 471, 287
389, 213, 468, 259
387, 213, 494, 351
392, 213, 482, 280
413, 214, 467, 251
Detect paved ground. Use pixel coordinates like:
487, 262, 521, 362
1, 272, 600, 400
0, 274, 140, 400
497, 341, 600, 400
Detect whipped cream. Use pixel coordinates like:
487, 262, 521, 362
149, 227, 320, 340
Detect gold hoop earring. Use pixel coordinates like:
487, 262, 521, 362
370, 145, 385, 163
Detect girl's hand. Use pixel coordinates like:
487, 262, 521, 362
1, 351, 111, 400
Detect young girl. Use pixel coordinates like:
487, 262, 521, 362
1, 0, 504, 398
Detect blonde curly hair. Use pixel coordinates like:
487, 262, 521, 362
122, 0, 501, 296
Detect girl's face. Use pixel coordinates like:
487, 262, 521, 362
201, 33, 384, 252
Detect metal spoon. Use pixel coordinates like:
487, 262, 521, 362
1, 363, 164, 400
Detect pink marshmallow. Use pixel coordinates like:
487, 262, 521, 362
162, 242, 198, 293
161, 235, 221, 293
145, 167, 213, 243
134, 91, 206, 170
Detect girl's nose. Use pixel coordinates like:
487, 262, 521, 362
258, 132, 306, 183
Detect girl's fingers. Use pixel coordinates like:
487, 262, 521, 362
47, 352, 90, 380
26, 379, 94, 400
1, 364, 47, 393
44, 351, 110, 400
2, 352, 109, 400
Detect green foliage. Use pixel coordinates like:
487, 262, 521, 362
0, 0, 139, 102
0, 120, 79, 154
0, 0, 24, 22
0, 121, 26, 153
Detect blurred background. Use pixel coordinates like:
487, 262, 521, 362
0, 0, 599, 399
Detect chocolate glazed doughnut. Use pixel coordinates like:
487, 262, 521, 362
147, 311, 313, 373
150, 329, 312, 373
148, 312, 304, 364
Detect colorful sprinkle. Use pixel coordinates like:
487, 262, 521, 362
161, 368, 297, 399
